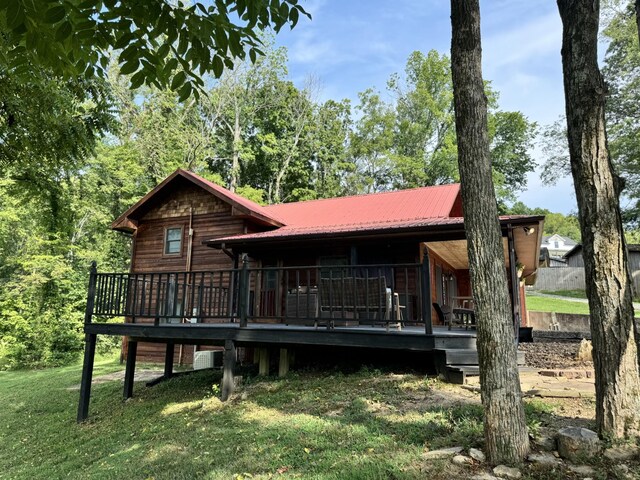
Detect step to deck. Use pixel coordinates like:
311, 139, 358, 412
441, 349, 525, 366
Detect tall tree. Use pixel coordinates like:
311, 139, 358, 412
450, 0, 529, 464
387, 50, 537, 200
540, 2, 640, 226
205, 43, 288, 192
557, 0, 640, 437
348, 89, 395, 193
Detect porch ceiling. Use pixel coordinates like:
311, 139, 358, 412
426, 222, 542, 281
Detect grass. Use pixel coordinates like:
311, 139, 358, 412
527, 292, 640, 317
525, 295, 591, 315
0, 355, 630, 480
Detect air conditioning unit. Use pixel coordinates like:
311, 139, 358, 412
193, 350, 222, 370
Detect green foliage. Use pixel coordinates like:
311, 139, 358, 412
0, 0, 310, 99
0, 66, 115, 173
360, 50, 538, 201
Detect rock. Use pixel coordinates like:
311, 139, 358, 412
556, 427, 600, 461
603, 445, 639, 461
527, 452, 561, 466
423, 446, 464, 459
532, 435, 556, 451
492, 465, 522, 479
452, 454, 473, 465
567, 464, 595, 476
469, 447, 486, 462
471, 474, 499, 480
576, 339, 593, 362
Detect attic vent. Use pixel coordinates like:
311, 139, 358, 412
193, 351, 221, 370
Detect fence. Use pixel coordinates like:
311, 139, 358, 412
531, 266, 640, 293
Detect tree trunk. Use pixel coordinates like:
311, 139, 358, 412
636, 0, 640, 46
557, 0, 640, 438
450, 0, 529, 465
230, 109, 241, 193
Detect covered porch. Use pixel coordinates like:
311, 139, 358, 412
76, 219, 541, 421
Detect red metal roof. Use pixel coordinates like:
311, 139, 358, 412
207, 214, 540, 245
263, 184, 461, 227
207, 184, 465, 245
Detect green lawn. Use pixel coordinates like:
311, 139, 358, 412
525, 295, 591, 315
0, 356, 623, 479
527, 293, 640, 317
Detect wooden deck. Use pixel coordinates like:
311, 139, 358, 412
86, 322, 477, 351
76, 262, 481, 422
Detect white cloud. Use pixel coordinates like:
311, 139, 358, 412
483, 12, 561, 71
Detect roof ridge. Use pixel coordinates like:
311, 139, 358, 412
263, 183, 460, 210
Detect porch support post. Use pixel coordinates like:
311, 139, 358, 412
123, 340, 137, 399
422, 246, 433, 334
278, 348, 289, 377
164, 342, 174, 379
77, 333, 97, 422
507, 225, 521, 342
239, 255, 249, 328
259, 348, 270, 376
221, 339, 237, 401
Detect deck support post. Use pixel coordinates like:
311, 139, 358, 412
239, 255, 249, 328
258, 348, 270, 376
77, 333, 97, 422
507, 225, 521, 342
164, 342, 174, 379
421, 247, 433, 334
123, 340, 137, 399
221, 339, 237, 401
278, 348, 289, 377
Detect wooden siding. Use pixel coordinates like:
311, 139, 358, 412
124, 183, 246, 364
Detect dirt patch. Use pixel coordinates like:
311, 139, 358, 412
519, 342, 593, 369
67, 369, 163, 390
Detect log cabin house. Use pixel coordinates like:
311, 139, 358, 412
77, 168, 544, 421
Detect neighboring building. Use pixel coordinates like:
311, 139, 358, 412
540, 234, 578, 257
564, 244, 640, 269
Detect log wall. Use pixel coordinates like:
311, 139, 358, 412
123, 183, 246, 364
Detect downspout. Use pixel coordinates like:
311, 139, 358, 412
180, 207, 194, 366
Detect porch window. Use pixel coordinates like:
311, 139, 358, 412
164, 227, 183, 255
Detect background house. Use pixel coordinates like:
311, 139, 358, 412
540, 234, 578, 257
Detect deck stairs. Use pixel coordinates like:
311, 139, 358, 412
436, 348, 526, 384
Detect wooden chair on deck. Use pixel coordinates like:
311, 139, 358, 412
318, 276, 400, 330
432, 302, 454, 330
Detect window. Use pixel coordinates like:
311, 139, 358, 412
554, 241, 560, 249
164, 227, 182, 255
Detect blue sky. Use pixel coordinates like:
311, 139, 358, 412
273, 0, 578, 214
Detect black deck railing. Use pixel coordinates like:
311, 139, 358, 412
86, 259, 433, 333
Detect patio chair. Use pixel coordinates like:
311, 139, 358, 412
432, 302, 454, 330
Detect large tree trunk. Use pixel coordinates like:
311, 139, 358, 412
450, 0, 529, 464
557, 0, 640, 438
636, 0, 640, 46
